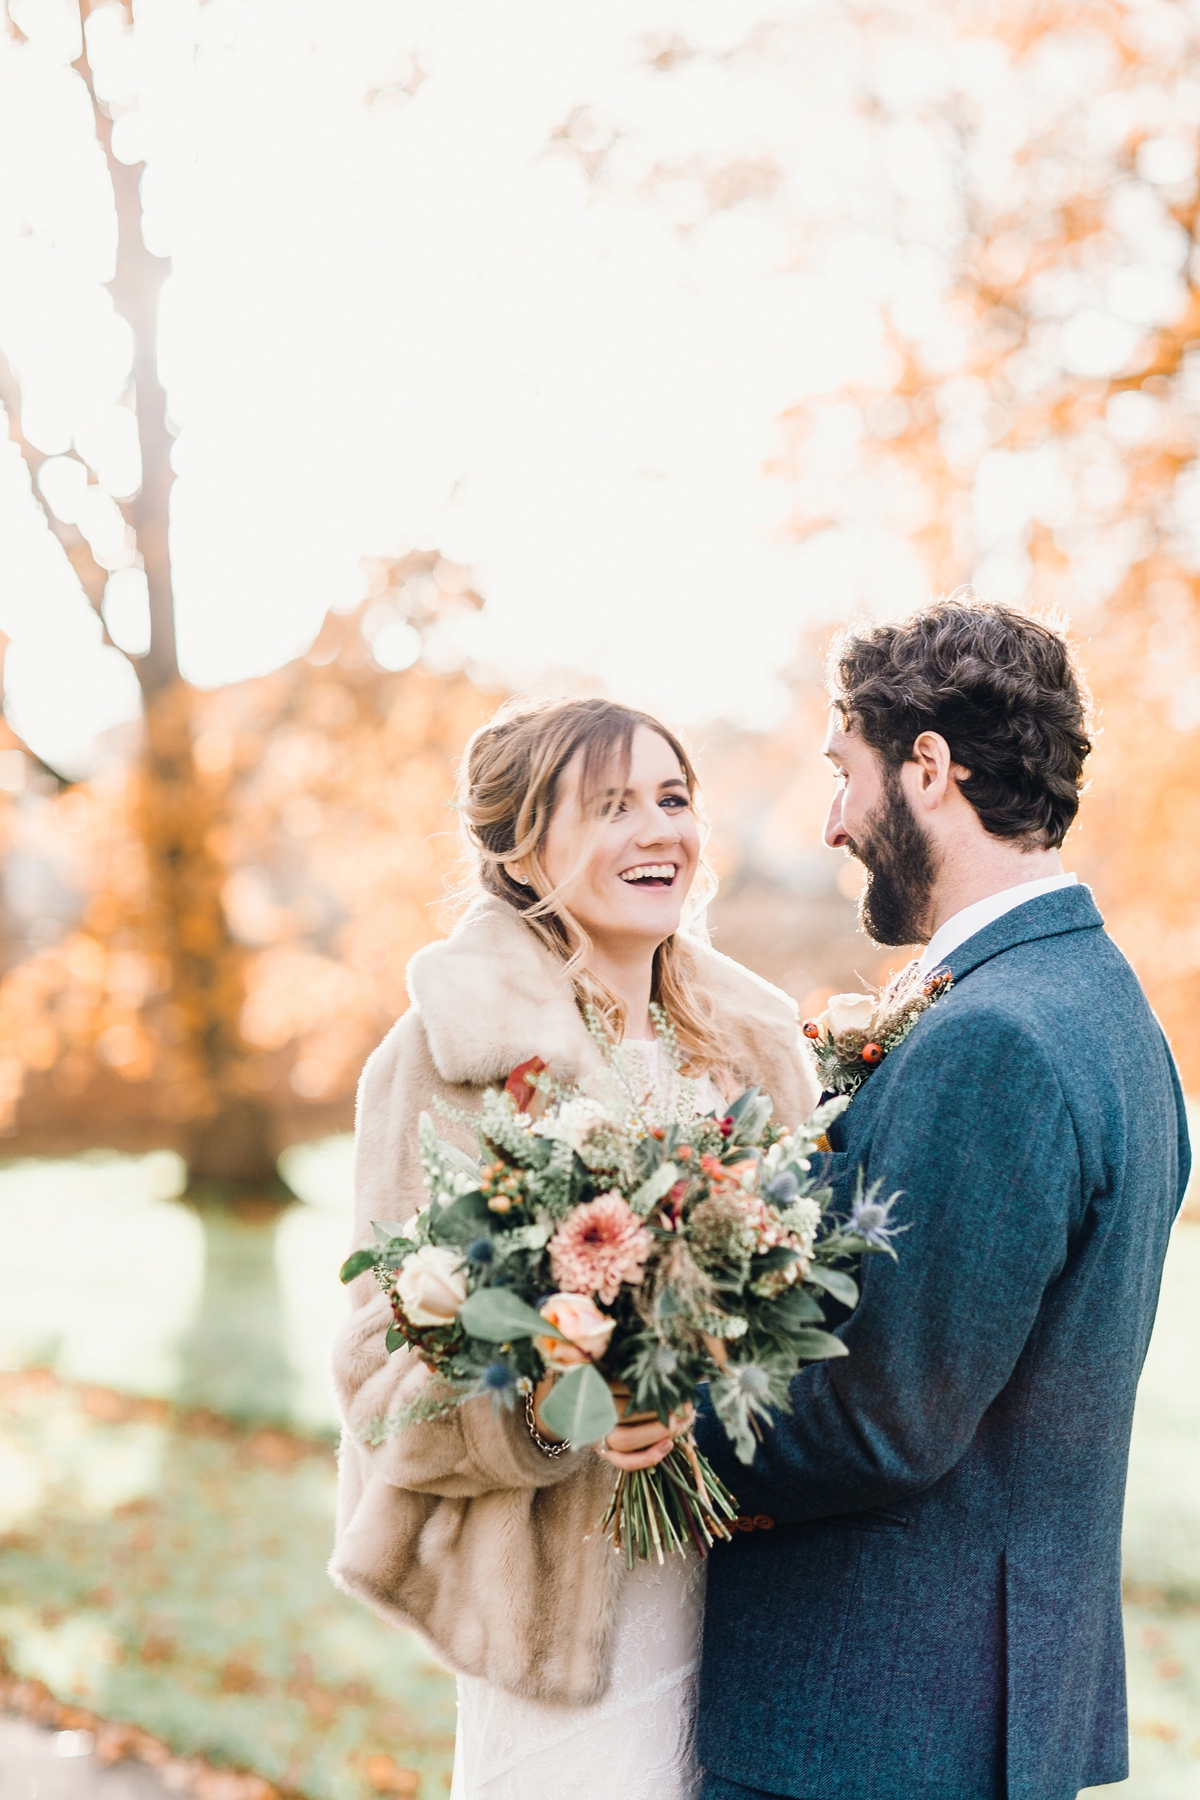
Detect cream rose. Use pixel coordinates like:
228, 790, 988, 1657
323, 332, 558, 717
533, 1097, 610, 1155
394, 1245, 468, 1328
536, 1292, 616, 1368
824, 991, 876, 1037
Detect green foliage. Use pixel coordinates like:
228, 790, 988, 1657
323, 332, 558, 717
538, 1362, 618, 1445
789, 1328, 850, 1360
807, 1266, 860, 1307
456, 1287, 562, 1343
339, 1248, 378, 1283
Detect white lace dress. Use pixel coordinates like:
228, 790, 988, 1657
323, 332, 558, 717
450, 1042, 725, 1800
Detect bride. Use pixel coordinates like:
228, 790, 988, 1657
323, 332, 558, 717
331, 697, 817, 1799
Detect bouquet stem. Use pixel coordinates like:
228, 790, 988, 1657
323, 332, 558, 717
602, 1432, 739, 1569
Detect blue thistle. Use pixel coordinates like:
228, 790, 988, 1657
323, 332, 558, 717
847, 1184, 905, 1248
465, 1236, 495, 1264
735, 1364, 772, 1402
481, 1360, 515, 1399
766, 1169, 800, 1202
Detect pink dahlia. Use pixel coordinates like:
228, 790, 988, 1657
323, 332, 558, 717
549, 1191, 654, 1305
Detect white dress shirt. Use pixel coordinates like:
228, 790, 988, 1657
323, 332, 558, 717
917, 872, 1079, 975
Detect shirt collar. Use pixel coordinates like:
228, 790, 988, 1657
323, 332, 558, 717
917, 873, 1079, 974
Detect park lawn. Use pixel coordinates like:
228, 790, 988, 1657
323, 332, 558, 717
0, 1370, 456, 1800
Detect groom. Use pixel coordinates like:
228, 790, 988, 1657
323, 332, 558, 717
692, 599, 1191, 1800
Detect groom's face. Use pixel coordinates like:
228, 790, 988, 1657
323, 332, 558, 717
822, 713, 939, 946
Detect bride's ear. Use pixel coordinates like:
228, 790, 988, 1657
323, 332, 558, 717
503, 860, 532, 889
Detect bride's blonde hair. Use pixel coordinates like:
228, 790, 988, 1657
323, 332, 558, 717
458, 697, 731, 1081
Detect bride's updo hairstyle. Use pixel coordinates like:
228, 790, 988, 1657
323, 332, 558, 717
458, 697, 729, 1080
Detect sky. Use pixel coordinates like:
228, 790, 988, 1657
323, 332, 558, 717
0, 0, 918, 773
0, 0, 1190, 773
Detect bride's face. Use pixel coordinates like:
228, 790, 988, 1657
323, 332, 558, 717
536, 726, 701, 953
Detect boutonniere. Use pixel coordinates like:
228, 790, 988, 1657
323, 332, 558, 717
804, 966, 954, 1109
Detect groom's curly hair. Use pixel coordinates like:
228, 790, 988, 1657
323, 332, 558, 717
829, 595, 1093, 849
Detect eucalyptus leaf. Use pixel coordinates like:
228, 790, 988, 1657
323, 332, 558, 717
752, 1246, 801, 1273
441, 1142, 484, 1181
458, 1287, 566, 1343
768, 1286, 824, 1326
539, 1361, 619, 1446
731, 1095, 773, 1145
429, 1190, 492, 1244
372, 1221, 408, 1246
384, 1324, 405, 1354
791, 1327, 850, 1361
340, 1248, 379, 1284
807, 1266, 860, 1308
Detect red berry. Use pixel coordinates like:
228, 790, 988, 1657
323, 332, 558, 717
862, 1042, 883, 1065
803, 1020, 821, 1040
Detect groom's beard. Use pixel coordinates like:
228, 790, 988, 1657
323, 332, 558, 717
846, 771, 940, 947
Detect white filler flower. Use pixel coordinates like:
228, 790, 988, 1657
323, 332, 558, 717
533, 1097, 610, 1154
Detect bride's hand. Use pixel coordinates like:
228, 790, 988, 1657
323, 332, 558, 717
597, 1383, 695, 1472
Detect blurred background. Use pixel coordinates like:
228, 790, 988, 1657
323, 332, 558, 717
0, 1, 1197, 1796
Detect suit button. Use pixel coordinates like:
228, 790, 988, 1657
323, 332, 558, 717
734, 1515, 756, 1532
753, 1514, 775, 1530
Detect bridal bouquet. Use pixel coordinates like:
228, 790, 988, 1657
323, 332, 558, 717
341, 1019, 896, 1566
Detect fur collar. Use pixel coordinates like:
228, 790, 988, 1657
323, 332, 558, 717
406, 894, 799, 1088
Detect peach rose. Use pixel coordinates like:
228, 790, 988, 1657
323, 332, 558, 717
536, 1292, 617, 1368
824, 992, 876, 1037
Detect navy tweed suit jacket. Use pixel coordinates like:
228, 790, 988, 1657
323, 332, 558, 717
693, 885, 1190, 1800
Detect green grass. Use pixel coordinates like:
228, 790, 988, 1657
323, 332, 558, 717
0, 1371, 455, 1798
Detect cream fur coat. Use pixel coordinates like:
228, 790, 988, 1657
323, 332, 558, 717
328, 895, 818, 1707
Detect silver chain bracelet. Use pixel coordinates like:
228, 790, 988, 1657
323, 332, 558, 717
523, 1384, 571, 1457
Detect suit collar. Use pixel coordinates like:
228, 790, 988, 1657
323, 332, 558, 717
939, 882, 1103, 983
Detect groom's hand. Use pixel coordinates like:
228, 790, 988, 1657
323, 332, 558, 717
598, 1398, 696, 1471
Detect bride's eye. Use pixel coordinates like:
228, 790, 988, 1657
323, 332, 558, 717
660, 794, 688, 811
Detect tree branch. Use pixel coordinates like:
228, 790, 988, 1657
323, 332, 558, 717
0, 343, 114, 624
75, 0, 179, 698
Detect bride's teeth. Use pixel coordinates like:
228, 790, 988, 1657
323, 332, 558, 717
620, 864, 675, 882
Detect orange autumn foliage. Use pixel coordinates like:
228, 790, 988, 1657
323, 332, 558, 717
0, 583, 498, 1160
739, 0, 1200, 1085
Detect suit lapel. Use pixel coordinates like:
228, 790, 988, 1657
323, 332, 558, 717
827, 885, 1104, 1155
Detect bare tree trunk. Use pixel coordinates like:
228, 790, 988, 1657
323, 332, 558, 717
43, 5, 279, 1188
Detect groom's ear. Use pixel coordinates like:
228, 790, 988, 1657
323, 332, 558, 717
909, 731, 969, 811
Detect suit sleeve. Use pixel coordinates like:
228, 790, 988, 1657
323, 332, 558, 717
694, 1007, 1080, 1522
1164, 1029, 1192, 1214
